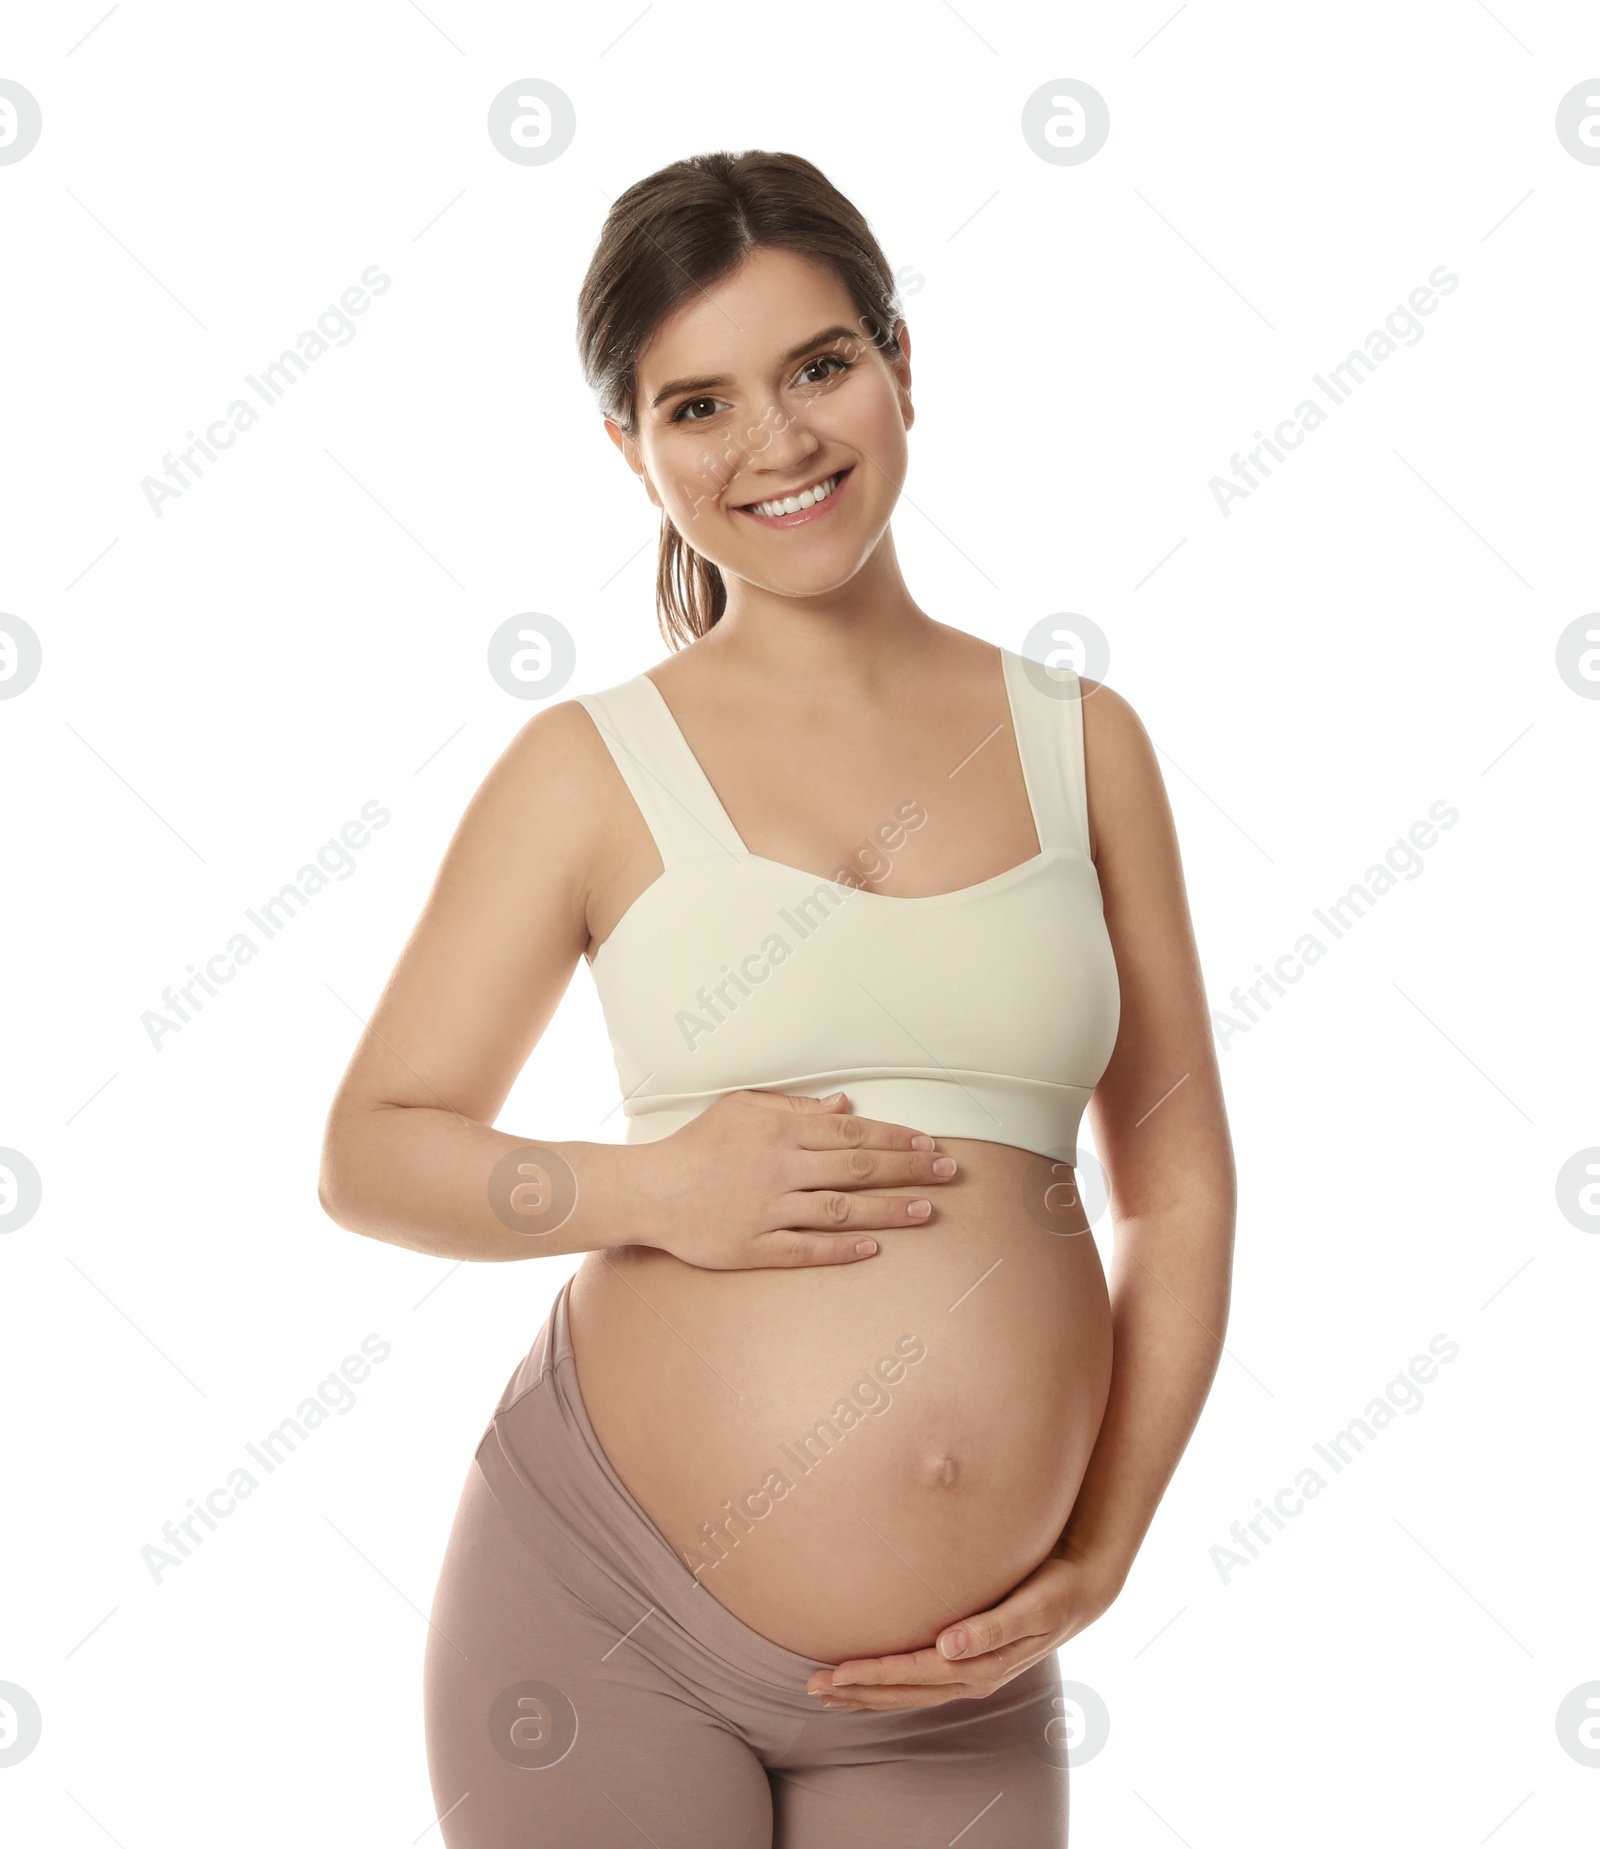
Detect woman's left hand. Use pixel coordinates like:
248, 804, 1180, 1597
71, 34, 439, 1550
804, 1545, 1125, 1711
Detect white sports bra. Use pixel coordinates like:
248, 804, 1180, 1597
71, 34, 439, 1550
574, 646, 1121, 1163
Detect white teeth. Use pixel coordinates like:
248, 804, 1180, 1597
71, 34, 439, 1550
744, 472, 840, 519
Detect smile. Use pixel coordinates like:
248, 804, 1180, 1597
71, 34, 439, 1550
734, 467, 853, 527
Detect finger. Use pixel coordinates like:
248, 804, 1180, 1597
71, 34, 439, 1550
795, 1145, 959, 1194
826, 1647, 961, 1689
801, 1105, 941, 1155
828, 1640, 1048, 1709
935, 1589, 1043, 1664
821, 1681, 981, 1711
739, 1087, 851, 1114
755, 1229, 890, 1268
812, 1582, 1056, 1693
937, 1619, 1043, 1666
744, 1089, 939, 1157
775, 1189, 938, 1234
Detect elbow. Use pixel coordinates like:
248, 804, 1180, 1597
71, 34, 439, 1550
317, 1167, 346, 1232
316, 1116, 356, 1231
317, 1102, 402, 1239
317, 1168, 344, 1228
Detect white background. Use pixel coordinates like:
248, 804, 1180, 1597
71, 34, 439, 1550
2, 2, 1596, 1843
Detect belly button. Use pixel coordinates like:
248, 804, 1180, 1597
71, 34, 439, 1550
920, 1452, 961, 1490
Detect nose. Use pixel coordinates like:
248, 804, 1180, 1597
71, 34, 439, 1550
738, 403, 825, 476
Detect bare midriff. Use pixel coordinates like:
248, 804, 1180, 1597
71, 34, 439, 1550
565, 1133, 1113, 1663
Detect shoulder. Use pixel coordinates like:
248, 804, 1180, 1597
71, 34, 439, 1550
1077, 677, 1151, 762
1075, 678, 1167, 864
472, 691, 633, 838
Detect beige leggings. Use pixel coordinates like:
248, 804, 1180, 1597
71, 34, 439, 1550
423, 1277, 1072, 1846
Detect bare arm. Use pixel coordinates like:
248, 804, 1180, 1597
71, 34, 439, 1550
317, 699, 654, 1261
1050, 681, 1237, 1586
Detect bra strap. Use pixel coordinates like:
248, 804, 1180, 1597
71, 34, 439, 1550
1002, 647, 1093, 860
575, 675, 747, 868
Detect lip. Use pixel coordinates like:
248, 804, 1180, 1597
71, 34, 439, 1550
733, 466, 854, 528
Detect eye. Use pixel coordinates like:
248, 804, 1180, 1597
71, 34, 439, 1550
670, 395, 725, 425
798, 353, 852, 389
668, 354, 854, 424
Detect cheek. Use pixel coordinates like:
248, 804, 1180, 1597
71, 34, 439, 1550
658, 442, 736, 515
836, 392, 909, 470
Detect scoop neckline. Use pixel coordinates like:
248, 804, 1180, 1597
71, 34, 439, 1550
589, 842, 1067, 970
633, 643, 1047, 890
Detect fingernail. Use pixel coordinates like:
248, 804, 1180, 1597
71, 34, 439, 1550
831, 1674, 853, 1687
821, 1091, 845, 1104
906, 1199, 931, 1220
855, 1239, 878, 1256
911, 1134, 934, 1149
942, 1628, 968, 1657
932, 1156, 956, 1177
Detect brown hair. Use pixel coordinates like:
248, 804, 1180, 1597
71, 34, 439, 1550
576, 150, 905, 651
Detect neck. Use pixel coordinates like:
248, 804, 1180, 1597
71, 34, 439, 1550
699, 531, 943, 698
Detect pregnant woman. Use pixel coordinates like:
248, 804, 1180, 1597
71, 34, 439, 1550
319, 150, 1234, 1846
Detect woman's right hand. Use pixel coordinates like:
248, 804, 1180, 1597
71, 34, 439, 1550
632, 1089, 958, 1271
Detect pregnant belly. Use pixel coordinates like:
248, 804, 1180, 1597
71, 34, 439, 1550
565, 1136, 1113, 1663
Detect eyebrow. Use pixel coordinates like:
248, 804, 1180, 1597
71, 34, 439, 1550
648, 325, 864, 410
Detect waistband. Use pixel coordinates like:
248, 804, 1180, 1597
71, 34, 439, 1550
621, 1068, 1094, 1166
474, 1272, 836, 1712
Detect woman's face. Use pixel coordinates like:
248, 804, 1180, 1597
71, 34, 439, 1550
609, 246, 913, 601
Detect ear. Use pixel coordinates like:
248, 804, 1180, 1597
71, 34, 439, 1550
889, 321, 914, 432
604, 418, 662, 511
